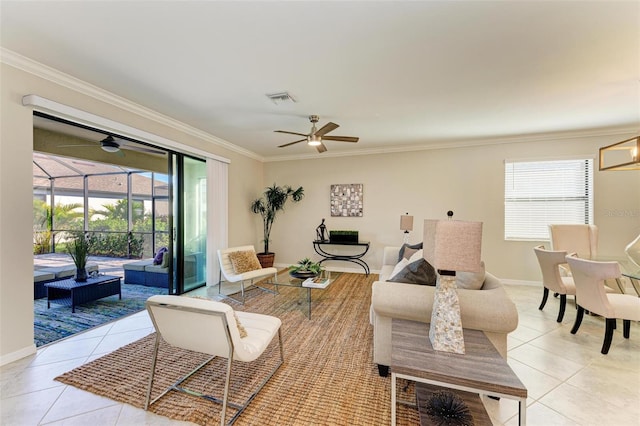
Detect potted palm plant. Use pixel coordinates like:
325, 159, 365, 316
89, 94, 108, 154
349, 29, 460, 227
251, 183, 304, 267
67, 233, 91, 282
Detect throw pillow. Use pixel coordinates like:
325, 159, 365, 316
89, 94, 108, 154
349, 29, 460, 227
160, 251, 170, 268
388, 258, 410, 280
228, 250, 262, 274
456, 261, 486, 290
153, 247, 168, 265
408, 248, 424, 263
398, 242, 423, 262
234, 312, 248, 338
387, 258, 437, 286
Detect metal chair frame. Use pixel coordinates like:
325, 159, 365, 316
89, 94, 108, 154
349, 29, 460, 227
145, 300, 284, 426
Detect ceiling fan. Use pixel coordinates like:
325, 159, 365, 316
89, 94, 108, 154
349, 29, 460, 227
58, 135, 165, 157
275, 115, 359, 153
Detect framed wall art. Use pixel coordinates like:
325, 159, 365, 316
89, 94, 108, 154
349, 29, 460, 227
330, 183, 363, 217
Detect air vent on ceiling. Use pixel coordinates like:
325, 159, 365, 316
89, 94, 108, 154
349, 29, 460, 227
266, 91, 297, 105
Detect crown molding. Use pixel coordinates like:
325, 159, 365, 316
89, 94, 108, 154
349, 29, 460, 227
1, 48, 263, 162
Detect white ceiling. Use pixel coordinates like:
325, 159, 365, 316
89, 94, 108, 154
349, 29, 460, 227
1, 1, 639, 160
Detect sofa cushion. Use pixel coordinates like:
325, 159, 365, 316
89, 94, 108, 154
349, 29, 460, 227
123, 259, 154, 271
228, 250, 262, 274
456, 261, 486, 290
398, 242, 423, 262
387, 258, 436, 286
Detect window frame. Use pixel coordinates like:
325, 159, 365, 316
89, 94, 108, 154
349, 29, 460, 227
504, 157, 594, 241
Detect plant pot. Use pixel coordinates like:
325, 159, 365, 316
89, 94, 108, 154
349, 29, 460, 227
257, 252, 275, 268
75, 267, 88, 282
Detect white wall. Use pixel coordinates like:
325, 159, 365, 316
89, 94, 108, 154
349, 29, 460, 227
264, 135, 640, 281
0, 62, 264, 363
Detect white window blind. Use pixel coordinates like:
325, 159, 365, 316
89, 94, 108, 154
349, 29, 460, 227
504, 158, 593, 240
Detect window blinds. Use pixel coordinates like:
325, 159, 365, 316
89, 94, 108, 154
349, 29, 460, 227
504, 159, 593, 240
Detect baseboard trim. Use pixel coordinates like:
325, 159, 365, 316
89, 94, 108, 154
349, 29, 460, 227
1, 344, 36, 367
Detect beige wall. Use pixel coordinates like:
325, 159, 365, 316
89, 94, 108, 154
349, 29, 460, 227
2, 59, 638, 363
0, 63, 264, 363
264, 136, 640, 281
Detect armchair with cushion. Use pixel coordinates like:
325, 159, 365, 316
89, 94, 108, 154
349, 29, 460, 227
217, 245, 277, 304
370, 245, 518, 376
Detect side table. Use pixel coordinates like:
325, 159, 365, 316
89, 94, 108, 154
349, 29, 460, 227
312, 240, 370, 275
391, 318, 527, 425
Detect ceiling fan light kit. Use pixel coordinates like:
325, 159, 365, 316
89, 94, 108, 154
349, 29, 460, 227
100, 136, 121, 152
275, 115, 359, 153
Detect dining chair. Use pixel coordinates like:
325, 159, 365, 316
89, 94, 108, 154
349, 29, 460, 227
145, 295, 284, 425
534, 245, 576, 322
549, 224, 598, 277
217, 245, 278, 304
565, 256, 640, 354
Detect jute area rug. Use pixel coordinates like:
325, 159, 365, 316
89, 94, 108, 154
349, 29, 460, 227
55, 273, 419, 425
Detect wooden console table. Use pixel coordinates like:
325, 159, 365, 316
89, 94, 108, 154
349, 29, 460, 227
312, 240, 370, 275
391, 318, 527, 425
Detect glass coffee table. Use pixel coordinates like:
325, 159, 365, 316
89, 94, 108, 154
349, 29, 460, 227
269, 269, 337, 319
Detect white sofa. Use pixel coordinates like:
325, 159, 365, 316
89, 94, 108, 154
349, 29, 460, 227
370, 246, 518, 376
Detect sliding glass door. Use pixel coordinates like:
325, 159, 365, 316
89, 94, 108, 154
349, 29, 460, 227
172, 154, 207, 294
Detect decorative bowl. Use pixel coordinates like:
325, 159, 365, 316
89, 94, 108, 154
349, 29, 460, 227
289, 271, 318, 279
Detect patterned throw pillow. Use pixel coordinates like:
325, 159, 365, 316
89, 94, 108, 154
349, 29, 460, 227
234, 312, 248, 338
228, 250, 262, 274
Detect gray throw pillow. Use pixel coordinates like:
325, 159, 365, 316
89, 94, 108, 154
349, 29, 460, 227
456, 261, 485, 290
387, 258, 436, 286
398, 242, 423, 262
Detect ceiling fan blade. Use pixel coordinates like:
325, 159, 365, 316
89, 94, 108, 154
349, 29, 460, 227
315, 122, 339, 137
275, 130, 308, 137
278, 139, 307, 148
57, 143, 97, 148
322, 136, 359, 143
316, 143, 328, 153
124, 145, 166, 155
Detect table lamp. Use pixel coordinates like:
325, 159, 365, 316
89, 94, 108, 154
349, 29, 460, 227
423, 219, 483, 354
400, 213, 414, 244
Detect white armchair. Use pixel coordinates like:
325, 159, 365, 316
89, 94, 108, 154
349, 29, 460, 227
217, 245, 278, 304
145, 295, 284, 425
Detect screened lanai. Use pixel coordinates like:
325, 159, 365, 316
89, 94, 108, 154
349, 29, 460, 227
33, 152, 170, 259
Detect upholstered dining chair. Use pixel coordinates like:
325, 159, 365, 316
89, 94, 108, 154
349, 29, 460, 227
145, 295, 284, 426
534, 245, 577, 322
565, 256, 640, 354
549, 224, 598, 277
217, 245, 278, 304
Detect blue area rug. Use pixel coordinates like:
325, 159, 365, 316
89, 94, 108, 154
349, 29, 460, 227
34, 283, 166, 347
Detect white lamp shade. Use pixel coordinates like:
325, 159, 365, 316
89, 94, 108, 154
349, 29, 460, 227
400, 215, 414, 232
423, 219, 483, 272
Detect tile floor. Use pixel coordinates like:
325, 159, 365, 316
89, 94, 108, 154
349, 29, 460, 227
1, 284, 638, 425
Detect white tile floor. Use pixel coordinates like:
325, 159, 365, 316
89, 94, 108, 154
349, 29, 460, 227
1, 284, 639, 425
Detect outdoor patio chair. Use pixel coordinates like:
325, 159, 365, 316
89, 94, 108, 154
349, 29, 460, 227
145, 295, 284, 426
